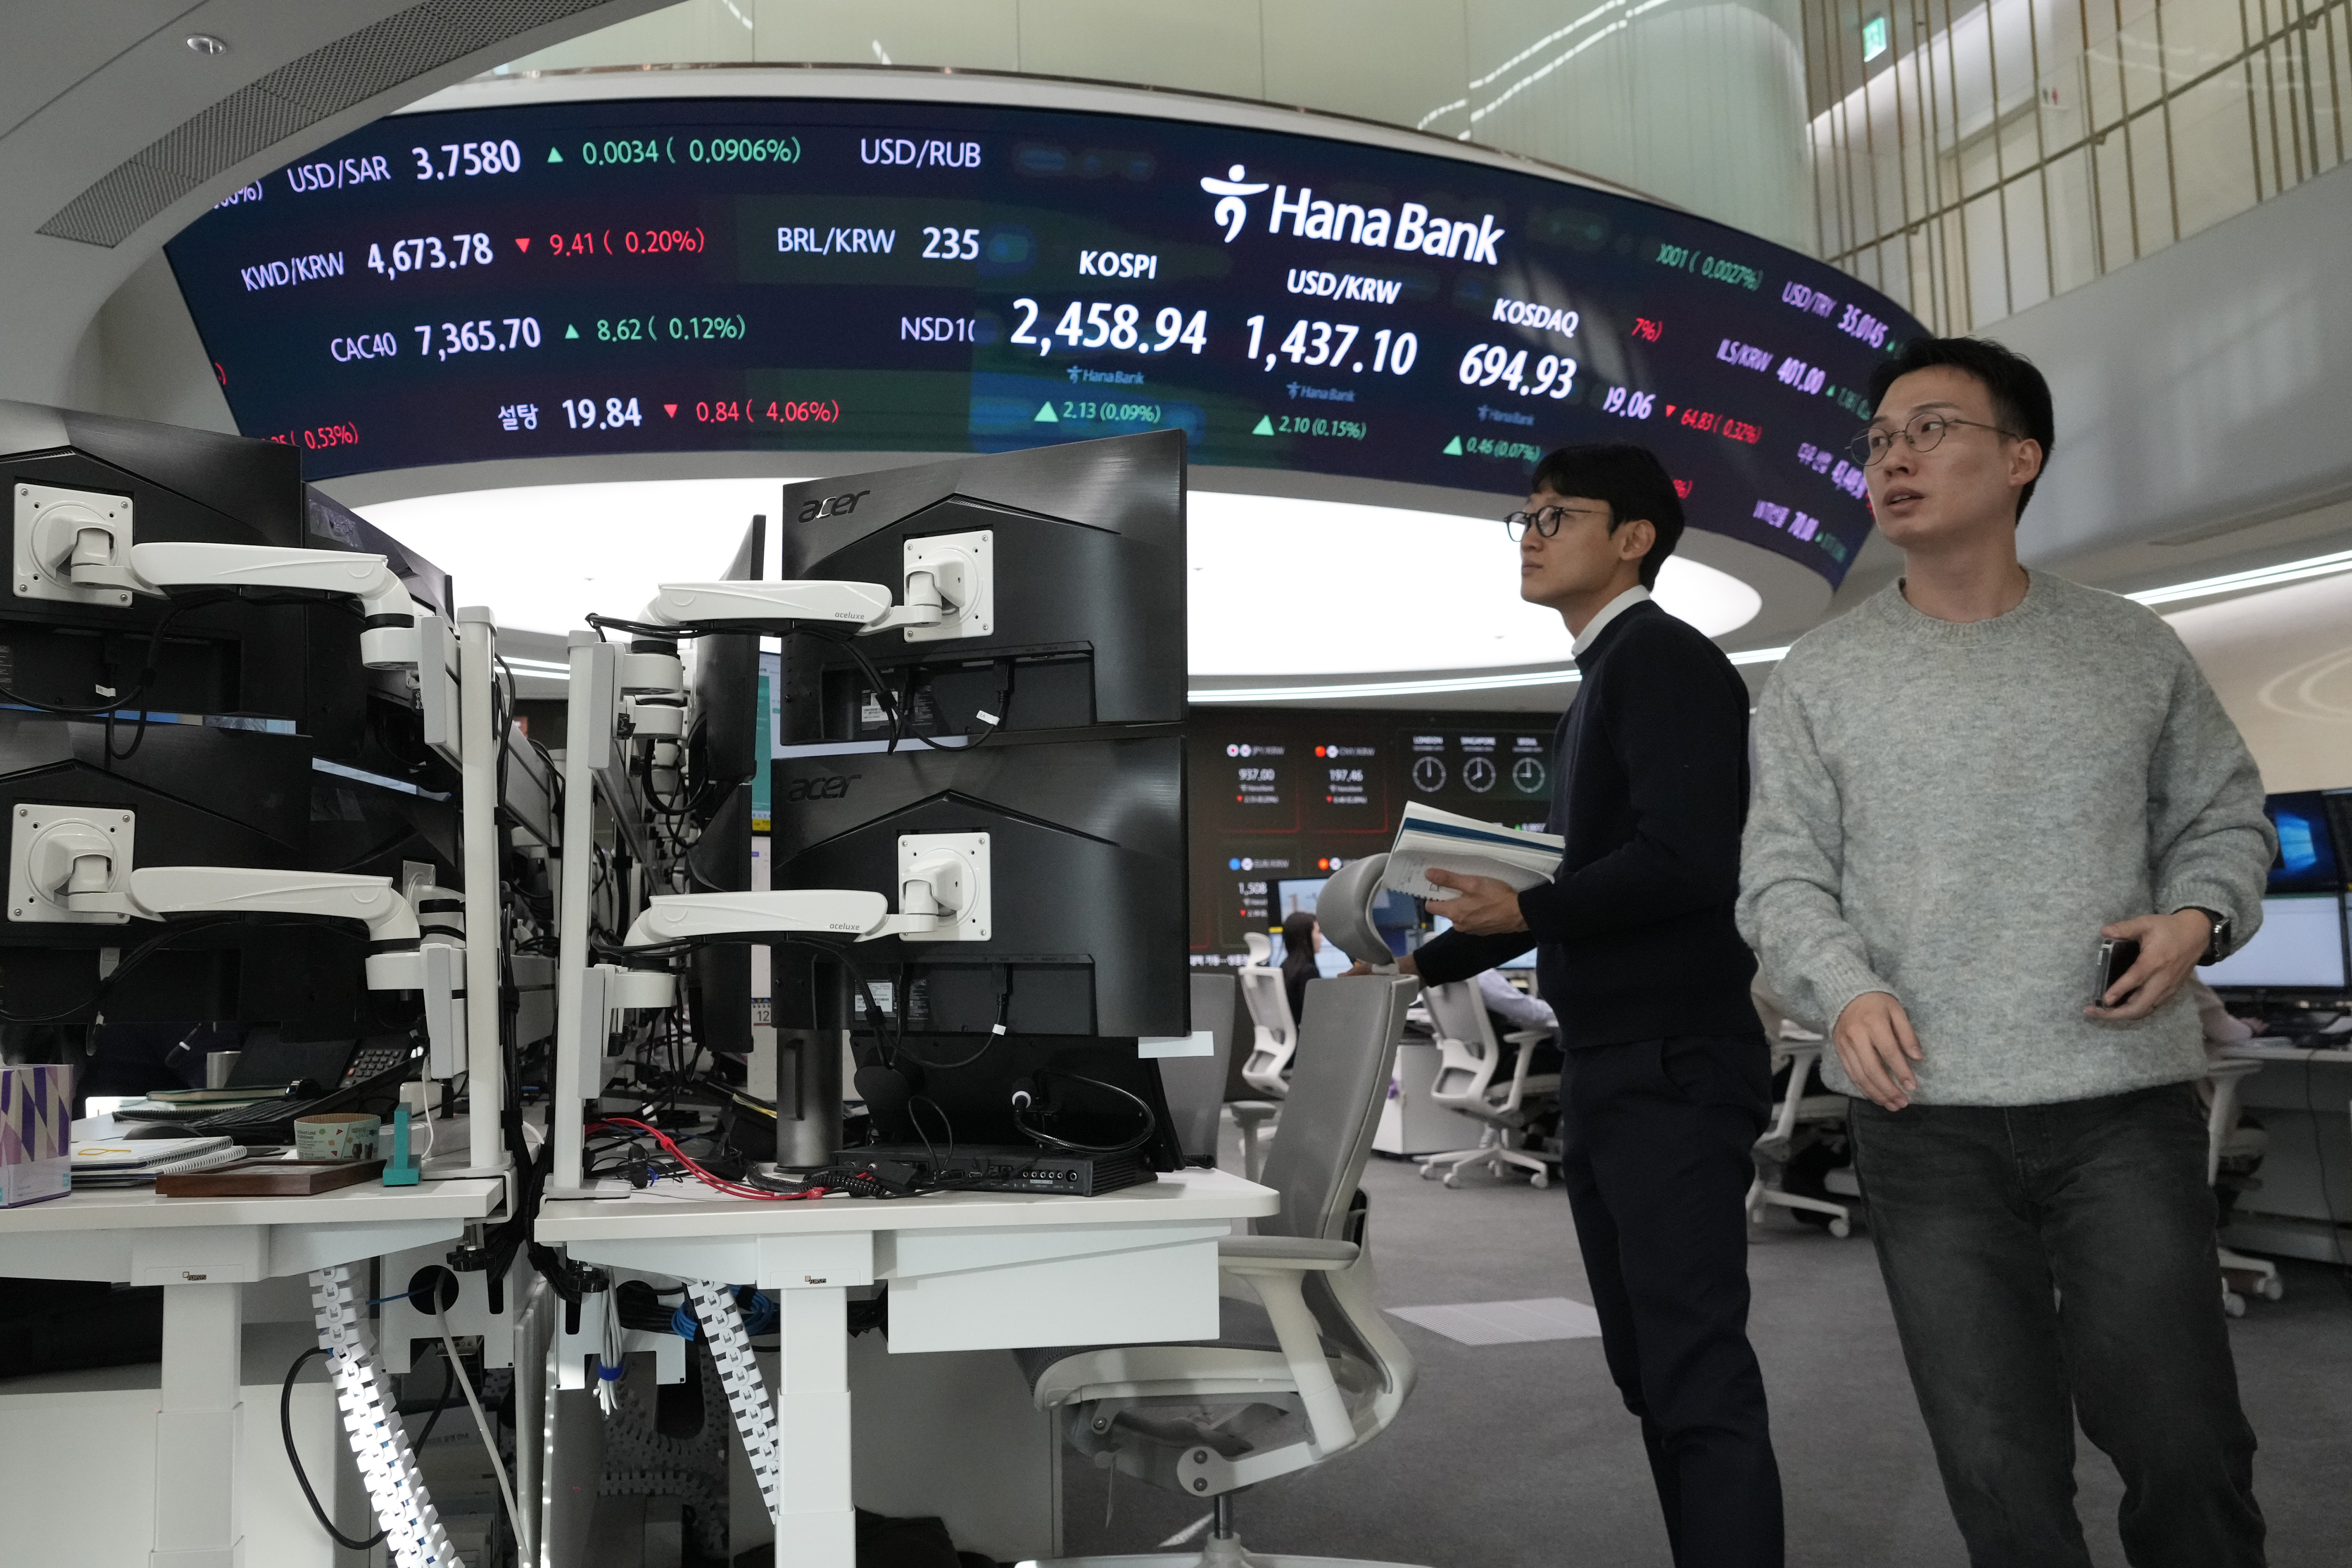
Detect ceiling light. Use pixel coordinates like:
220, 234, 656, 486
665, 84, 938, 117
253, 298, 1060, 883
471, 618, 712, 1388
185, 34, 228, 55
2125, 548, 2352, 607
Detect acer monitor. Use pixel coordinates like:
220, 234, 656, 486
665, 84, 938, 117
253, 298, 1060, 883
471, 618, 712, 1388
765, 728, 1189, 1043
772, 429, 1186, 746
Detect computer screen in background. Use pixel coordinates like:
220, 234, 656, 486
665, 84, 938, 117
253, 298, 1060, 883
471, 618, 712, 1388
2201, 894, 2351, 991
1427, 914, 1537, 971
2263, 791, 2344, 894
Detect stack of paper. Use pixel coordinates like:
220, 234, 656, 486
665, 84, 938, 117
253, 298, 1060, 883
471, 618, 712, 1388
1381, 803, 1564, 901
70, 1135, 242, 1189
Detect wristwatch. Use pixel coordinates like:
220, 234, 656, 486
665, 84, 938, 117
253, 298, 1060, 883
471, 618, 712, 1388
2180, 906, 2231, 965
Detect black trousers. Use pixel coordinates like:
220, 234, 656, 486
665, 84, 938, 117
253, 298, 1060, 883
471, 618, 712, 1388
1848, 1084, 2266, 1568
1561, 1033, 1785, 1568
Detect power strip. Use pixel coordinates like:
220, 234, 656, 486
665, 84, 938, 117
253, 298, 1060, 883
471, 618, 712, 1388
687, 1280, 782, 1521
308, 1264, 464, 1568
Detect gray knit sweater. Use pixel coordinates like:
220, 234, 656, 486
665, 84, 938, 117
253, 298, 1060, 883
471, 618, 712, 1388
1737, 572, 2275, 1107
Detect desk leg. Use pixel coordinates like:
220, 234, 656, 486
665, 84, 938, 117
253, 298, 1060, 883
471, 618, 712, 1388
152, 1281, 244, 1568
774, 1286, 854, 1567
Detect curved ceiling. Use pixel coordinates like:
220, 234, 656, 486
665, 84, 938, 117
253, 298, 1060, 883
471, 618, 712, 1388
0, 0, 673, 407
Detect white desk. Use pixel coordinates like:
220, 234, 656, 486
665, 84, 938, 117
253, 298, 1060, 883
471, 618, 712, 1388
537, 1166, 1277, 1567
2216, 1042, 2352, 1264
0, 1177, 504, 1568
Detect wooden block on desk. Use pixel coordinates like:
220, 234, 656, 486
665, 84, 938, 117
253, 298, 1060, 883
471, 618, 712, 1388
158, 1159, 388, 1196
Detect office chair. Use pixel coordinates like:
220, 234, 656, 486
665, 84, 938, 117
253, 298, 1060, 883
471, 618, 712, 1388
1747, 1022, 1855, 1237
2204, 1056, 2283, 1315
1413, 979, 1560, 1188
1164, 973, 1246, 1165
1237, 932, 1300, 1102
1014, 975, 1427, 1568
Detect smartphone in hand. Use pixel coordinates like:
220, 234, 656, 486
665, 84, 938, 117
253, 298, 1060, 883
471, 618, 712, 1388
2092, 936, 2142, 1007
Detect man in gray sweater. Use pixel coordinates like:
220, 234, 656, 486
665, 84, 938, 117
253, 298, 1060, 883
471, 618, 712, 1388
1737, 336, 2275, 1568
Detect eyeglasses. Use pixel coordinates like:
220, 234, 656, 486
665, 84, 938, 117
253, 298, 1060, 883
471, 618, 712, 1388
1503, 504, 1610, 540
1849, 413, 2024, 468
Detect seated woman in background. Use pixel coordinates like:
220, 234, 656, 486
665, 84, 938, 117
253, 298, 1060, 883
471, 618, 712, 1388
1280, 909, 1321, 1026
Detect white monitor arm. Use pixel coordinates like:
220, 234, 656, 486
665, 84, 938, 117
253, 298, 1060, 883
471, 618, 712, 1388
70, 866, 427, 992
15, 809, 428, 992
642, 526, 992, 642
645, 579, 938, 636
620, 835, 991, 949
67, 539, 422, 669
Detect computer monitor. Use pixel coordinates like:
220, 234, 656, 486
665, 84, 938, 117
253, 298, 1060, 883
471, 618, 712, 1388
2264, 791, 2344, 894
766, 729, 1188, 1040
1426, 913, 1536, 970
0, 404, 417, 1029
772, 430, 1186, 744
2201, 894, 2351, 991
683, 516, 768, 1057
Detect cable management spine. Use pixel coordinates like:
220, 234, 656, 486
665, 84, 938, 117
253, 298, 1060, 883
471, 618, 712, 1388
308, 1264, 464, 1568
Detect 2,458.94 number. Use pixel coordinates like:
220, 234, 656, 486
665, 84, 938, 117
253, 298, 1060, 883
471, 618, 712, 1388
1009, 299, 1208, 355
1458, 343, 1578, 398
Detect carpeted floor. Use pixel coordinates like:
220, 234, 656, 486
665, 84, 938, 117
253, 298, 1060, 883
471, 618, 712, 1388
1057, 1135, 2352, 1567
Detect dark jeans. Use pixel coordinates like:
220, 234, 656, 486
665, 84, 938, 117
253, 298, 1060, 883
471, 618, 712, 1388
1849, 1083, 2265, 1568
1562, 1033, 1785, 1568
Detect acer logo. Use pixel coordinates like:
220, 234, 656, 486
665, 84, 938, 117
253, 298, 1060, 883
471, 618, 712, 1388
797, 489, 871, 522
783, 774, 858, 801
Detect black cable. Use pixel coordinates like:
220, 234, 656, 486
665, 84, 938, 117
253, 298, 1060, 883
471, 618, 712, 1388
280, 1342, 458, 1549
0, 914, 246, 1026
897, 974, 1011, 1073
1012, 1069, 1159, 1156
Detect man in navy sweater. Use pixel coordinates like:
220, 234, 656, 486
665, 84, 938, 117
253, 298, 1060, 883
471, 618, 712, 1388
1377, 443, 1781, 1566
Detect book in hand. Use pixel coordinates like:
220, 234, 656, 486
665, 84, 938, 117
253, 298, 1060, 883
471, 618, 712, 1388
1381, 803, 1564, 901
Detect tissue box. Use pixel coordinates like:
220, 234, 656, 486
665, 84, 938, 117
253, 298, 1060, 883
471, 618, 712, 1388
1, 1064, 73, 1207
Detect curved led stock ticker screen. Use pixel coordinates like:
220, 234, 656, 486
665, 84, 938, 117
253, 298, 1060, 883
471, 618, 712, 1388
166, 99, 1920, 586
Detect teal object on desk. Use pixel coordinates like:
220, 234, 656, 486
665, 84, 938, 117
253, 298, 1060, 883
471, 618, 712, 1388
382, 1103, 421, 1186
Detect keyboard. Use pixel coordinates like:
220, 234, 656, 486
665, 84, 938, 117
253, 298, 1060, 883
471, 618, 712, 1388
188, 1055, 418, 1146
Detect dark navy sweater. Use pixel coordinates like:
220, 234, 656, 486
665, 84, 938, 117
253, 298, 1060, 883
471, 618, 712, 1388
1413, 599, 1761, 1047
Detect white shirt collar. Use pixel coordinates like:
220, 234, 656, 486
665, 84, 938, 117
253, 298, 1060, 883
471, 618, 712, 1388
1571, 585, 1651, 657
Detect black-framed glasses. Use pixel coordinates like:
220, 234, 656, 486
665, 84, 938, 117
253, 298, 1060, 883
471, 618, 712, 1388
1504, 504, 1610, 540
1849, 413, 2024, 468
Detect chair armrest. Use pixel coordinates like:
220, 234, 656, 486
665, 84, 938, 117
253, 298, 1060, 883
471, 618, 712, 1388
1218, 1236, 1360, 1271
1229, 1100, 1280, 1123
1502, 1027, 1556, 1045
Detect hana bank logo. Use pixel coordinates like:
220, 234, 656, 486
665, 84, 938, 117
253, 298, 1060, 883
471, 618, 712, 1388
1201, 164, 1271, 242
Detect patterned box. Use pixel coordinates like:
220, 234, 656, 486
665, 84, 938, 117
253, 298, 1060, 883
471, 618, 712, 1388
0, 1064, 73, 1207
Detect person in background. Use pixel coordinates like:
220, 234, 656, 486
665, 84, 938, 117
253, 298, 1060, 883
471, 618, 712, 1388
1476, 967, 1560, 1083
1358, 442, 1781, 1568
1738, 335, 2273, 1568
1278, 909, 1320, 1025
1477, 966, 1555, 1035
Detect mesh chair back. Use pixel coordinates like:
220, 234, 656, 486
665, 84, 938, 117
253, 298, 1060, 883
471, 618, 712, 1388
1158, 974, 1239, 1160
1258, 974, 1416, 1241
1237, 964, 1296, 1045
1421, 980, 1501, 1099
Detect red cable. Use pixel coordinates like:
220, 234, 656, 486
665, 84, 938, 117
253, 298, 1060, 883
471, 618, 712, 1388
589, 1115, 830, 1202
